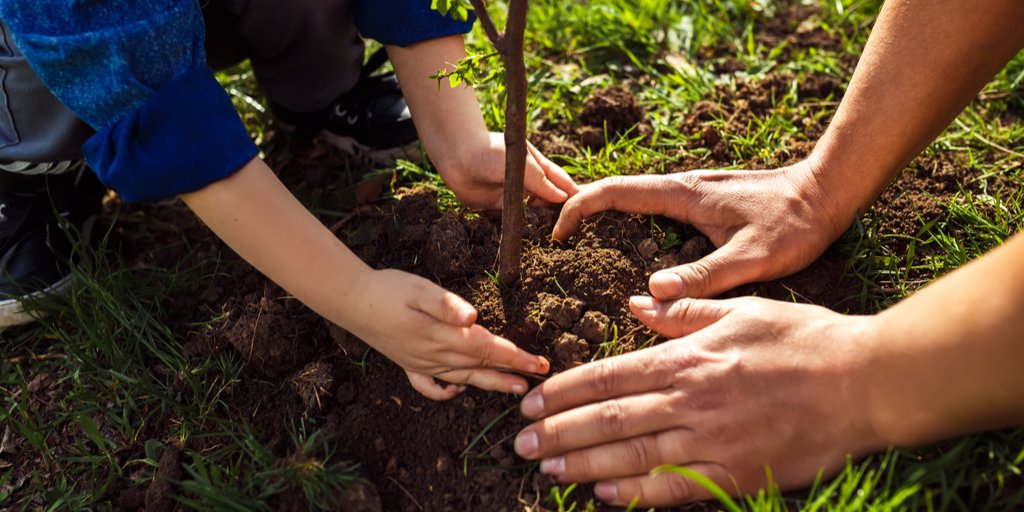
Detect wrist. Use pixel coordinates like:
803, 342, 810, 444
429, 127, 491, 175
831, 313, 897, 454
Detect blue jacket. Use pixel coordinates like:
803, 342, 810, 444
0, 0, 473, 202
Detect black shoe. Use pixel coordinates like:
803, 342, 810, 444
271, 48, 421, 164
0, 167, 104, 327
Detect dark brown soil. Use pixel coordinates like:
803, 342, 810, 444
11, 3, 1020, 509
577, 86, 650, 149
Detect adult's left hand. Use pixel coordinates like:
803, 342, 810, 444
513, 295, 889, 507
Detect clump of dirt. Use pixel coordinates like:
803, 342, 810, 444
577, 86, 649, 149
144, 445, 182, 512
292, 361, 336, 413
219, 286, 322, 380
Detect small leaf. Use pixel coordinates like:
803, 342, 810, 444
78, 415, 108, 452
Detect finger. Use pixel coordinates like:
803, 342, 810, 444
524, 149, 570, 204
552, 175, 685, 241
648, 241, 763, 299
594, 463, 733, 507
412, 281, 478, 327
514, 389, 688, 460
436, 367, 532, 395
432, 324, 551, 375
518, 345, 680, 420
406, 370, 465, 401
628, 296, 731, 338
528, 142, 580, 197
534, 429, 697, 483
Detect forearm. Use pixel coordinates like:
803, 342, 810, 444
180, 159, 371, 326
810, 0, 1024, 224
387, 35, 489, 168
865, 233, 1024, 446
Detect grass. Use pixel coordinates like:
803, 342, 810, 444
2, 0, 1024, 510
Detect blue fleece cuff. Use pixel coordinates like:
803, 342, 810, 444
355, 0, 475, 47
83, 66, 258, 203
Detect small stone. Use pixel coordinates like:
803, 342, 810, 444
681, 236, 710, 262
435, 455, 453, 473
637, 238, 659, 260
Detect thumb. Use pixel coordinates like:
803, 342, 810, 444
648, 241, 761, 299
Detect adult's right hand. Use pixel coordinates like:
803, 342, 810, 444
553, 158, 853, 299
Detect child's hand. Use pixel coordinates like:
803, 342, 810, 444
437, 132, 579, 210
339, 268, 550, 400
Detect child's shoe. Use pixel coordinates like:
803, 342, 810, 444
0, 167, 104, 327
271, 48, 421, 165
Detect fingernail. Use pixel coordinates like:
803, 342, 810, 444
515, 431, 539, 457
540, 457, 565, 476
595, 482, 619, 503
521, 391, 545, 417
650, 271, 685, 297
629, 295, 656, 311
511, 384, 526, 395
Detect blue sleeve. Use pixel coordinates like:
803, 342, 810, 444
0, 0, 258, 202
355, 0, 476, 47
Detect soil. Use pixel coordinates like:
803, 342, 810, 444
8, 3, 1021, 510
35, 60, 1005, 512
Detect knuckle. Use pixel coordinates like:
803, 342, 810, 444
589, 359, 620, 396
624, 437, 653, 471
664, 472, 698, 501
476, 341, 496, 368
682, 262, 715, 295
668, 298, 697, 322
597, 400, 627, 437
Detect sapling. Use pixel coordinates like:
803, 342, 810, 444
433, 0, 530, 285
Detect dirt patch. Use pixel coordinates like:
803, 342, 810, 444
577, 86, 650, 149
171, 186, 860, 511
662, 70, 846, 172
712, 3, 855, 74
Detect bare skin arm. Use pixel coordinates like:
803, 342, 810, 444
518, 0, 1024, 506
181, 159, 548, 401
514, 232, 1024, 507
553, 0, 1024, 300
173, 34, 586, 400
387, 35, 578, 209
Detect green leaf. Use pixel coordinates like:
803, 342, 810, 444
650, 465, 742, 512
78, 415, 109, 452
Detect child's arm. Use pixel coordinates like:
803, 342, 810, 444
0, 0, 549, 400
387, 35, 579, 209
181, 157, 549, 400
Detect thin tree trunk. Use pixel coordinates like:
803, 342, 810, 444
496, 0, 529, 285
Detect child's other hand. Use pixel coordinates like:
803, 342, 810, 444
339, 268, 550, 400
438, 132, 579, 210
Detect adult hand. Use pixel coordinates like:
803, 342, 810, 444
439, 132, 579, 210
513, 295, 887, 507
552, 159, 851, 299
340, 268, 550, 400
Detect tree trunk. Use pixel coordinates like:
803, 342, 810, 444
497, 0, 529, 285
